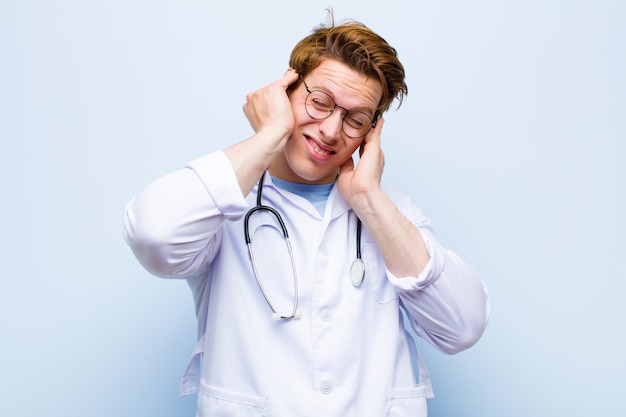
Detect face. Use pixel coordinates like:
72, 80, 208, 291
269, 59, 383, 184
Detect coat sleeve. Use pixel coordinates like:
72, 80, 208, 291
385, 189, 491, 354
123, 151, 249, 278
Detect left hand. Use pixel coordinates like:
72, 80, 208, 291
337, 118, 386, 204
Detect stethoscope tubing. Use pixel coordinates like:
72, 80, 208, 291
244, 174, 300, 319
244, 172, 364, 320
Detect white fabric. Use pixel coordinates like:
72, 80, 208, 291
124, 150, 490, 417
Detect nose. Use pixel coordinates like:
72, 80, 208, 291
318, 110, 344, 140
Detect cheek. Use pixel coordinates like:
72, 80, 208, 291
290, 99, 309, 125
333, 142, 362, 166
347, 140, 364, 156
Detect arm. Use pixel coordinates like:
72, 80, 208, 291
123, 152, 247, 278
224, 68, 299, 196
338, 118, 430, 278
399, 248, 491, 354
337, 119, 489, 353
123, 69, 300, 278
390, 192, 490, 354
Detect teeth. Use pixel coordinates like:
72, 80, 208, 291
310, 140, 331, 155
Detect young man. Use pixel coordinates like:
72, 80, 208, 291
124, 16, 490, 417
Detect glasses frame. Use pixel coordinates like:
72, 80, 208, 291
301, 78, 378, 139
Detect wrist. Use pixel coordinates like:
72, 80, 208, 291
348, 187, 387, 218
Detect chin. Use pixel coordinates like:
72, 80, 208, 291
282, 147, 339, 184
289, 163, 335, 184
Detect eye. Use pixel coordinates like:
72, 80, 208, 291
345, 112, 370, 129
308, 91, 334, 111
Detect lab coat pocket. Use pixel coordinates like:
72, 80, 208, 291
387, 386, 428, 417
196, 380, 267, 417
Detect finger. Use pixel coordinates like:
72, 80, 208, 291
366, 117, 384, 147
281, 67, 299, 89
359, 117, 384, 156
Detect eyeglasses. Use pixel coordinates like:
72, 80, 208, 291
302, 78, 378, 139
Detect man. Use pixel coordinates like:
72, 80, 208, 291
124, 15, 490, 417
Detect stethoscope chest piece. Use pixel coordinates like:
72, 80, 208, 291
350, 258, 365, 286
350, 218, 365, 286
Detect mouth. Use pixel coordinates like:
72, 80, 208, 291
305, 135, 335, 161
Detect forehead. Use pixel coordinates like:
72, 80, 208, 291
306, 59, 382, 111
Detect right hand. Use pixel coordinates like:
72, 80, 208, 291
243, 68, 300, 144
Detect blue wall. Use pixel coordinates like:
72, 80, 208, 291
1, 1, 624, 416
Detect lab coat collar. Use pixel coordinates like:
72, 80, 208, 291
261, 171, 352, 222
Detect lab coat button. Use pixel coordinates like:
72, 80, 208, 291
320, 381, 333, 394
319, 245, 329, 256
320, 308, 332, 322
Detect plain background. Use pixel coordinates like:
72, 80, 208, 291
1, 0, 624, 416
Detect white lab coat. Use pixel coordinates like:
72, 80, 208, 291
124, 151, 490, 417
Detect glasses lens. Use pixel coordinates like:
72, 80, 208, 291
305, 91, 334, 119
343, 112, 372, 138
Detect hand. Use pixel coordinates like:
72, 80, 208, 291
337, 118, 386, 204
243, 68, 299, 143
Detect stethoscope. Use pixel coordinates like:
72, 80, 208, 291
244, 173, 365, 320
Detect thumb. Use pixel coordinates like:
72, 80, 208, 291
281, 67, 299, 89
